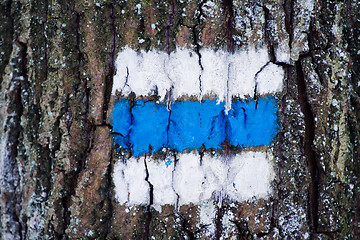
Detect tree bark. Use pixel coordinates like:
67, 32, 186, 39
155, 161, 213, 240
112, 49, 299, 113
0, 0, 359, 239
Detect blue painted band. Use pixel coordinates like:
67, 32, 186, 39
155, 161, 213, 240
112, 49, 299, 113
111, 97, 279, 156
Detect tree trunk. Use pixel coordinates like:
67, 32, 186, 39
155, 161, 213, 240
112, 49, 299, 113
0, 0, 359, 239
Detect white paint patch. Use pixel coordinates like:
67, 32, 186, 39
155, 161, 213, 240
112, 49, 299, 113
113, 158, 149, 205
200, 49, 228, 102
256, 63, 284, 95
228, 47, 269, 99
201, 154, 229, 201
113, 47, 284, 107
167, 49, 201, 99
227, 151, 275, 201
173, 153, 205, 205
113, 48, 170, 99
113, 151, 274, 206
146, 157, 177, 209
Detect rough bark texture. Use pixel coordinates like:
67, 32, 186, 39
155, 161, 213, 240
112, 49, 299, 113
0, 0, 359, 239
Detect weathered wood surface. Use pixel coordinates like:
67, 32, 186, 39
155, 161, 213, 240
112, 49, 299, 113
0, 0, 359, 239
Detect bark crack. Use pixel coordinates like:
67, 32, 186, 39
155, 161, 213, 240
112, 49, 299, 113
283, 0, 293, 47
0, 0, 14, 87
143, 157, 154, 240
171, 152, 180, 210
253, 61, 271, 108
61, 10, 88, 236
103, 4, 116, 124
166, 90, 172, 150
231, 219, 254, 239
180, 216, 196, 240
0, 39, 27, 240
192, 0, 206, 94
295, 58, 319, 237
258, 4, 276, 63
103, 6, 117, 236
214, 203, 224, 240
225, 62, 231, 113
166, 1, 176, 54
120, 66, 131, 94
270, 64, 293, 237
127, 93, 136, 150
222, 0, 235, 53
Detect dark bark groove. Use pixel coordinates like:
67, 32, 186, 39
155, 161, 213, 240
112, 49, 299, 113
295, 59, 319, 237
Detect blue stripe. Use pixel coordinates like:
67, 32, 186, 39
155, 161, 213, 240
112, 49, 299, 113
169, 100, 226, 152
111, 97, 279, 156
227, 98, 278, 147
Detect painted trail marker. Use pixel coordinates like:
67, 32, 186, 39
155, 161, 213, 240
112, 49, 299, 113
111, 47, 284, 206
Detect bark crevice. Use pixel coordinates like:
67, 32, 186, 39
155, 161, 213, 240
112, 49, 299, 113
61, 9, 88, 236
0, 39, 27, 240
143, 157, 154, 240
295, 58, 319, 237
214, 204, 224, 240
103, 4, 116, 125
222, 0, 234, 53
180, 216, 196, 240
